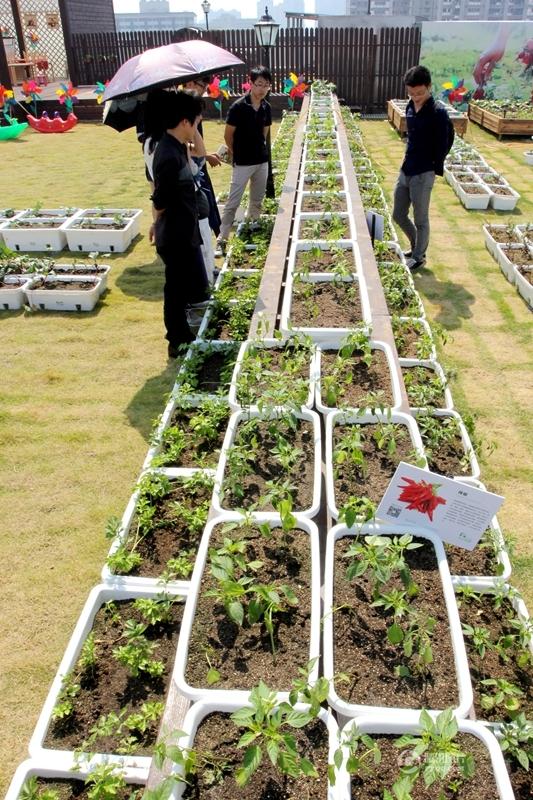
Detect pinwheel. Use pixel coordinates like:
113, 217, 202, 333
56, 82, 79, 112
0, 86, 27, 140
207, 75, 230, 119
93, 81, 108, 105
0, 85, 16, 119
441, 76, 468, 106
242, 80, 252, 92
21, 79, 42, 115
283, 72, 308, 109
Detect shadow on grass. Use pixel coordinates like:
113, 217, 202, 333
412, 266, 476, 330
115, 252, 164, 301
125, 359, 182, 441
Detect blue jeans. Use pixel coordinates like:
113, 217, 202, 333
392, 170, 435, 262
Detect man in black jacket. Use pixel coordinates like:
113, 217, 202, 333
392, 65, 451, 271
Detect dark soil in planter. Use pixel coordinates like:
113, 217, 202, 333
393, 320, 432, 359
72, 220, 127, 230
505, 758, 532, 800
459, 184, 489, 195
401, 364, 446, 409
181, 346, 239, 394
321, 349, 394, 408
333, 536, 459, 709
237, 220, 274, 244
350, 733, 499, 799
303, 176, 344, 191
486, 227, 521, 244
444, 528, 503, 577
218, 273, 260, 294
501, 247, 533, 266
492, 186, 514, 196
53, 266, 108, 276
26, 777, 143, 800
333, 422, 417, 507
457, 173, 478, 183
12, 220, 65, 229
299, 218, 350, 239
517, 266, 533, 284
221, 416, 315, 511
186, 524, 313, 690
227, 250, 266, 270
154, 404, 230, 469
290, 280, 362, 328
457, 594, 533, 721
301, 194, 347, 212
295, 247, 355, 274
419, 418, 469, 477
203, 304, 254, 341
116, 476, 213, 578
182, 712, 329, 799
44, 598, 183, 754
30, 279, 97, 291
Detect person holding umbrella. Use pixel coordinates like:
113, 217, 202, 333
149, 89, 209, 357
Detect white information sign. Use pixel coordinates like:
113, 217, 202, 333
376, 462, 504, 550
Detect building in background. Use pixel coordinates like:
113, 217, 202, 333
346, 0, 532, 17
115, 0, 196, 31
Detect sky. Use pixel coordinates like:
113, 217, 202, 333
112, 1, 268, 18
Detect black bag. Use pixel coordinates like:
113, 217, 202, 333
196, 187, 210, 220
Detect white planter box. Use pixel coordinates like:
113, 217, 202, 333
294, 212, 355, 243
288, 239, 362, 280
49, 263, 111, 295
173, 514, 322, 703
174, 340, 239, 403
456, 182, 491, 210
415, 408, 481, 481
496, 244, 533, 285
280, 272, 371, 344
77, 208, 143, 238
399, 357, 454, 411
296, 190, 348, 215
315, 338, 402, 415
29, 583, 188, 769
393, 316, 437, 361
212, 407, 322, 517
24, 274, 102, 311
323, 523, 473, 719
489, 186, 520, 211
483, 224, 520, 259
1, 217, 68, 251
337, 716, 514, 800
5, 759, 148, 800
0, 275, 31, 310
169, 698, 339, 799
514, 224, 533, 247
101, 468, 214, 588
0, 209, 24, 243
514, 265, 533, 308
63, 214, 138, 253
449, 479, 512, 585
325, 410, 427, 521
228, 337, 316, 412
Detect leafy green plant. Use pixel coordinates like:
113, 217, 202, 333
498, 712, 533, 771
479, 678, 524, 718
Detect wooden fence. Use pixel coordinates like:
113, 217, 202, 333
70, 26, 421, 112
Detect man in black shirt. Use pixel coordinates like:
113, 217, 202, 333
217, 66, 272, 251
392, 65, 451, 271
150, 90, 209, 356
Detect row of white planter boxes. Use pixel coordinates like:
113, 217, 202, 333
0, 207, 142, 252
483, 223, 533, 309
444, 167, 520, 211
0, 266, 110, 311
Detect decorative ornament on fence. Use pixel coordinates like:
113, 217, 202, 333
207, 75, 230, 121
21, 79, 42, 116
0, 84, 27, 140
93, 81, 108, 104
283, 72, 308, 109
441, 76, 468, 108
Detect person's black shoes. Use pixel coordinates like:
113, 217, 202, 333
167, 342, 190, 359
403, 250, 412, 259
405, 257, 426, 272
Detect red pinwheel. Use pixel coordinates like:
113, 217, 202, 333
397, 477, 446, 522
441, 77, 468, 106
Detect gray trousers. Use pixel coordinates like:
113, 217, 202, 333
219, 162, 269, 240
392, 169, 435, 261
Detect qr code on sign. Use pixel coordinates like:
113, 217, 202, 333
386, 505, 402, 518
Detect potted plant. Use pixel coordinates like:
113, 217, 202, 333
63, 209, 143, 253
24, 274, 103, 312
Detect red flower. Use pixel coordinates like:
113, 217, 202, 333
397, 477, 446, 521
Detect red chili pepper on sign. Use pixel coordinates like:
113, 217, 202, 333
397, 477, 446, 521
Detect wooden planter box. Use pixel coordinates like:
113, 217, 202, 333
468, 104, 533, 139
388, 99, 468, 137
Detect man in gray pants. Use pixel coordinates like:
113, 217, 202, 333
216, 66, 272, 253
392, 65, 452, 271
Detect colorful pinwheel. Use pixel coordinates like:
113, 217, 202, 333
207, 75, 230, 119
441, 76, 468, 106
56, 82, 79, 113
242, 80, 252, 92
0, 84, 17, 121
21, 79, 42, 115
283, 72, 308, 109
93, 81, 108, 105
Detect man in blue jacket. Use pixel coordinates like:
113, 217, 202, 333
392, 65, 452, 271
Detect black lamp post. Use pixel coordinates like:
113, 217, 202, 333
253, 6, 280, 69
201, 0, 211, 31
253, 7, 280, 199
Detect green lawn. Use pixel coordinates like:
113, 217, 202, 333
0, 114, 531, 792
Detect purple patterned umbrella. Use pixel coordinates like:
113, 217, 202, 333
102, 39, 244, 102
